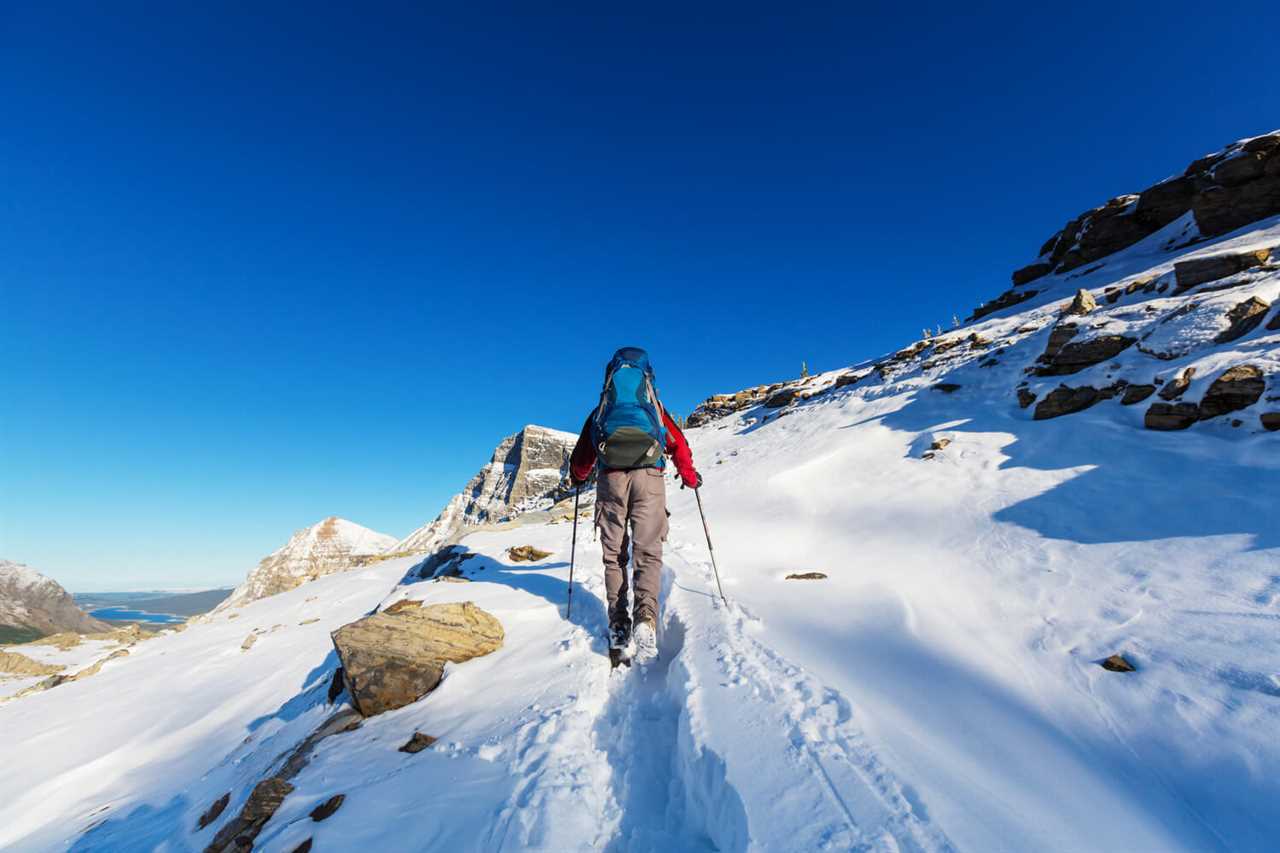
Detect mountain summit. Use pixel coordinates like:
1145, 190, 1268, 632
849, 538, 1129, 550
214, 517, 397, 612
393, 424, 578, 555
0, 560, 108, 639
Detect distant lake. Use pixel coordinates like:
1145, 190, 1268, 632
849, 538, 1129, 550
90, 606, 185, 625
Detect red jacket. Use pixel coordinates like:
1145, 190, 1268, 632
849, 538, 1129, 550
570, 409, 698, 486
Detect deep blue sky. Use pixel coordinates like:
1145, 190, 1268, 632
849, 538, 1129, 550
2, 3, 1277, 589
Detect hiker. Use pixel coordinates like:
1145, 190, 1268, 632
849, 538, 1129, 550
567, 346, 701, 663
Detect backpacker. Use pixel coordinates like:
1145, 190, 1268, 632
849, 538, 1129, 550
591, 347, 668, 470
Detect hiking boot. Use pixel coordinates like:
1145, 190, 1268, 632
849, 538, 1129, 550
633, 618, 658, 664
608, 619, 632, 651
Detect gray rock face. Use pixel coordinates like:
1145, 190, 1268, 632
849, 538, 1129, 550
0, 561, 108, 638
214, 518, 397, 613
332, 601, 503, 717
394, 425, 577, 554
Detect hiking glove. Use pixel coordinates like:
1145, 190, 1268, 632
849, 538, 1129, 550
680, 470, 703, 489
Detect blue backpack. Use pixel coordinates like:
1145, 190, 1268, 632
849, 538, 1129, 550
591, 347, 668, 470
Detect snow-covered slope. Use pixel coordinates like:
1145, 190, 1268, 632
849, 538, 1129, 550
393, 424, 577, 554
213, 517, 397, 613
1, 131, 1277, 852
0, 560, 108, 637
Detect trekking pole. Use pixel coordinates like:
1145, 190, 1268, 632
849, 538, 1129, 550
566, 485, 580, 619
694, 487, 727, 604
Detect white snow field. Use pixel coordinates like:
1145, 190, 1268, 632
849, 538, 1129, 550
2, 218, 1278, 850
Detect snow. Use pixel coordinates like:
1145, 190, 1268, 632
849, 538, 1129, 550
1, 212, 1278, 851
0, 559, 57, 592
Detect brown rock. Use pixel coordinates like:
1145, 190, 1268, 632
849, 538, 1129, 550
400, 732, 439, 753
929, 438, 951, 452
1145, 402, 1199, 430
1214, 296, 1272, 343
1042, 323, 1080, 361
310, 794, 345, 822
764, 387, 799, 409
968, 288, 1039, 322
205, 778, 295, 853
331, 602, 503, 717
785, 572, 828, 580
1034, 385, 1102, 420
1120, 384, 1156, 405
1012, 261, 1053, 286
1198, 365, 1266, 420
1158, 368, 1196, 400
241, 633, 257, 652
832, 372, 862, 389
1017, 388, 1037, 409
1039, 335, 1137, 375
1101, 654, 1136, 673
1173, 248, 1272, 291
1062, 289, 1097, 316
507, 545, 551, 562
932, 383, 961, 394
197, 792, 230, 830
384, 599, 423, 614
1105, 287, 1122, 304
291, 841, 313, 853
1260, 412, 1280, 431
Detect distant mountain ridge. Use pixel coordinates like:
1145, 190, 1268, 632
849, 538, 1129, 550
0, 560, 109, 640
213, 517, 397, 613
393, 424, 578, 556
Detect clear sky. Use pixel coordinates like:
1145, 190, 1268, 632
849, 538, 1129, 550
2, 2, 1277, 590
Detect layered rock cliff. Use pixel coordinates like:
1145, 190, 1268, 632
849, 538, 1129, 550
0, 560, 108, 638
214, 517, 397, 612
688, 130, 1280, 438
393, 424, 578, 555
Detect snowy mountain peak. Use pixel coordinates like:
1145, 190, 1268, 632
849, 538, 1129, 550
214, 517, 397, 612
0, 560, 108, 637
393, 424, 577, 555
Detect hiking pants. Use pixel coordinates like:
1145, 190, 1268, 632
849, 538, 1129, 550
596, 467, 668, 627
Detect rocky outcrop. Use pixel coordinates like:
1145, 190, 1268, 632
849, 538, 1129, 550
1214, 296, 1272, 343
1121, 384, 1156, 405
214, 518, 397, 613
1261, 412, 1280, 431
1174, 248, 1272, 292
394, 425, 576, 555
331, 602, 503, 717
1012, 131, 1280, 285
967, 287, 1040, 322
1037, 335, 1137, 376
1158, 368, 1196, 401
0, 560, 108, 639
0, 650, 63, 676
1198, 365, 1266, 420
1034, 385, 1101, 420
1145, 402, 1200, 431
1062, 289, 1097, 316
